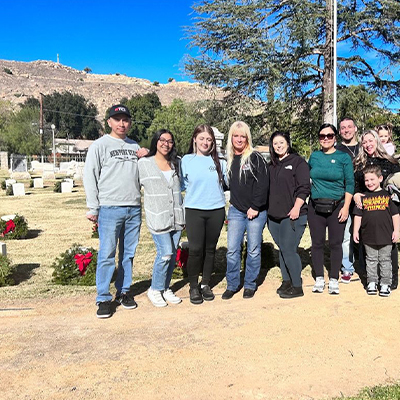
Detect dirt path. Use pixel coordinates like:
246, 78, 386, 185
2, 276, 400, 400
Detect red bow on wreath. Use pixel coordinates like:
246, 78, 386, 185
176, 247, 188, 269
1, 220, 15, 237
74, 252, 93, 276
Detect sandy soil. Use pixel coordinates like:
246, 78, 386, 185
2, 275, 400, 400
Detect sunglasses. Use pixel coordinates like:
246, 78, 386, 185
318, 133, 335, 140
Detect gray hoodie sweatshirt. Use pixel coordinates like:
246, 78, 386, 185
83, 134, 141, 215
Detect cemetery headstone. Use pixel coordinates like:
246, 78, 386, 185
5, 179, 16, 188
33, 178, 44, 188
0, 242, 6, 256
61, 182, 72, 193
12, 183, 25, 197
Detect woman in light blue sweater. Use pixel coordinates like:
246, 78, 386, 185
138, 129, 185, 307
181, 124, 227, 305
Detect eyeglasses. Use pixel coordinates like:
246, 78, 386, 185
159, 138, 174, 145
318, 133, 335, 140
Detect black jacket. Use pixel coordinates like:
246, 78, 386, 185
268, 153, 311, 220
229, 152, 269, 213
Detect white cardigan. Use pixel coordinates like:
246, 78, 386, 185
138, 156, 185, 235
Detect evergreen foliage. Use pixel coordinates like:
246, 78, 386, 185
0, 255, 14, 287
52, 244, 98, 286
0, 215, 29, 240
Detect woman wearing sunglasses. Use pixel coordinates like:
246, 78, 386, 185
353, 129, 400, 290
308, 123, 354, 294
138, 129, 185, 307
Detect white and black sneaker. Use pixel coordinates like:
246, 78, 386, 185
97, 301, 112, 319
367, 282, 378, 295
116, 293, 137, 309
328, 278, 340, 295
379, 284, 391, 297
312, 277, 325, 293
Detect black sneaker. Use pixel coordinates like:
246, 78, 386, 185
391, 274, 398, 290
243, 288, 255, 299
276, 280, 291, 294
201, 285, 215, 301
189, 287, 203, 305
97, 301, 112, 319
222, 289, 236, 300
279, 286, 304, 299
116, 293, 137, 309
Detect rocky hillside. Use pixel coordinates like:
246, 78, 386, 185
0, 59, 224, 118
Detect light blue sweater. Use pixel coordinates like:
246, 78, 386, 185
181, 154, 227, 210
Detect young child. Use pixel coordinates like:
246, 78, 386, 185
84, 104, 147, 318
353, 165, 400, 297
376, 124, 396, 156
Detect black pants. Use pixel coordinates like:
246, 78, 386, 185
308, 201, 346, 280
185, 207, 225, 288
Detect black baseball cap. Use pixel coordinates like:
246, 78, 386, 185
108, 104, 131, 118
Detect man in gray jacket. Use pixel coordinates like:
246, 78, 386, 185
84, 104, 147, 318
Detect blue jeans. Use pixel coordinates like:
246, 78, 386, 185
341, 215, 355, 274
268, 215, 307, 288
96, 206, 141, 303
151, 230, 181, 291
226, 205, 267, 291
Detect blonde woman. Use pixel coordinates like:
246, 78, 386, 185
353, 129, 400, 290
222, 121, 269, 300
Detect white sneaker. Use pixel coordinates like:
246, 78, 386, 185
367, 282, 378, 295
147, 288, 167, 307
312, 277, 325, 293
328, 278, 340, 295
163, 288, 182, 304
379, 284, 391, 297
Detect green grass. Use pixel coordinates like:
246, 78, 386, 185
333, 383, 400, 399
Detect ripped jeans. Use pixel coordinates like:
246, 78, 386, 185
151, 230, 182, 291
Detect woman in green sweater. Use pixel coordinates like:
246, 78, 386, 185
308, 123, 354, 294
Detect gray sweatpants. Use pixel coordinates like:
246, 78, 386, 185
364, 244, 392, 286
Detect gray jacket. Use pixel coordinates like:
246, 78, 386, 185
138, 156, 185, 234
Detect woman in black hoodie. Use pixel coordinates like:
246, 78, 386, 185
267, 131, 311, 298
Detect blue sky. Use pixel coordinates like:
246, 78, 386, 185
1, 0, 195, 83
2, 0, 399, 111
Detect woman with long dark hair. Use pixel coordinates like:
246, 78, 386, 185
308, 123, 354, 295
181, 124, 227, 305
138, 129, 185, 307
353, 129, 400, 289
268, 131, 310, 298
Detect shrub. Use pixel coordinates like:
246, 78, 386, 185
53, 180, 62, 192
153, 81, 160, 86
6, 185, 13, 196
1, 180, 6, 190
0, 255, 14, 287
0, 215, 29, 239
52, 244, 98, 285
3, 67, 12, 75
29, 179, 34, 188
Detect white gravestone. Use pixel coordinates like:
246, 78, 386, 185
61, 182, 72, 193
33, 178, 44, 188
0, 242, 6, 256
5, 179, 16, 188
64, 178, 74, 189
12, 183, 25, 196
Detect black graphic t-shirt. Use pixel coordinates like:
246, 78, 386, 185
353, 189, 398, 245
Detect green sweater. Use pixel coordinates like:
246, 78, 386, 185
309, 150, 354, 200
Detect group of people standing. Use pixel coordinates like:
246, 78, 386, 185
84, 104, 399, 319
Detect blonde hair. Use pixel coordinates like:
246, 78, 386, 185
354, 129, 397, 172
376, 123, 394, 144
226, 121, 256, 181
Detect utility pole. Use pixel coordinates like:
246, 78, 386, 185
39, 93, 44, 163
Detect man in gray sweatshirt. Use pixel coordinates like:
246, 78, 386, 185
84, 104, 147, 318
